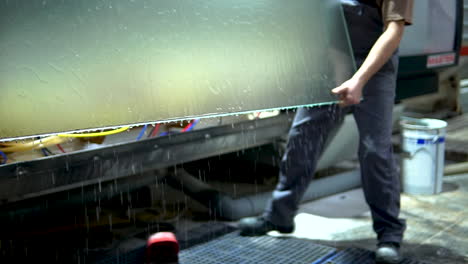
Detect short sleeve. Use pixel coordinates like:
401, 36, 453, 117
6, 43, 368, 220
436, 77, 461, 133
381, 0, 414, 25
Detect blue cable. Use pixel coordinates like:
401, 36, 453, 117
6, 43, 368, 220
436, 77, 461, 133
159, 120, 200, 137
41, 148, 49, 157
45, 147, 54, 156
186, 119, 200, 132
0, 151, 7, 165
160, 131, 178, 137
136, 124, 148, 141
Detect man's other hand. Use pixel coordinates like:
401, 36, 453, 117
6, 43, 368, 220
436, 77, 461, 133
332, 78, 364, 107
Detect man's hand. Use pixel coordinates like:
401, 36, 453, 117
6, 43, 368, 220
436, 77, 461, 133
332, 78, 365, 107
331, 20, 405, 108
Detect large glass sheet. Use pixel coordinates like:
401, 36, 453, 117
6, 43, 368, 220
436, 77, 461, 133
400, 0, 457, 56
0, 0, 355, 140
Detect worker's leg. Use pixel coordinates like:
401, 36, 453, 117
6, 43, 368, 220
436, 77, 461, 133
353, 55, 406, 245
264, 105, 346, 227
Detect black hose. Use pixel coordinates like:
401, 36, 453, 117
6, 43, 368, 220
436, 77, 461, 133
165, 169, 361, 221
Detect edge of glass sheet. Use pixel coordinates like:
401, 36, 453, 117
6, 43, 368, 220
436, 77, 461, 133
339, 4, 357, 71
0, 101, 338, 143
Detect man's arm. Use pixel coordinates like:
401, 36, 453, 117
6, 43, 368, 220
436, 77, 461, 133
332, 20, 405, 107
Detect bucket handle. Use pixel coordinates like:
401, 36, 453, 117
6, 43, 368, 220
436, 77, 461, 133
401, 136, 445, 159
401, 148, 428, 160
400, 116, 428, 126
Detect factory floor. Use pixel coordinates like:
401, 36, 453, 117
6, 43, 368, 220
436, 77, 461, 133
1, 166, 467, 264
263, 173, 468, 264
3, 123, 468, 263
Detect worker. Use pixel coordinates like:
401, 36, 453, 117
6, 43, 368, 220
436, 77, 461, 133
238, 0, 414, 263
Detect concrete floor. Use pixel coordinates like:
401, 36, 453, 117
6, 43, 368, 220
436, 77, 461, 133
265, 174, 468, 264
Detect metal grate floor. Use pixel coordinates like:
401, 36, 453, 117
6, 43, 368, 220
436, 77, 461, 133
322, 248, 429, 264
179, 232, 336, 264
92, 229, 432, 264
91, 234, 431, 264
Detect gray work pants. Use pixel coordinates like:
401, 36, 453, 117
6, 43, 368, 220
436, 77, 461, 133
264, 2, 406, 244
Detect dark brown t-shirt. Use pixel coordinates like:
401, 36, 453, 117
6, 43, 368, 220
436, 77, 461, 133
377, 0, 414, 25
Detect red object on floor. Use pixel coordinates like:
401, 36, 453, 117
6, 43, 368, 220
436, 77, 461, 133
461, 46, 468, 56
146, 232, 179, 264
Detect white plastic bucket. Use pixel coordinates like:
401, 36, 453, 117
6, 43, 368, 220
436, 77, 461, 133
400, 118, 447, 195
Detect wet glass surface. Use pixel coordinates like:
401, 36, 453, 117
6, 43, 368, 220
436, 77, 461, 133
0, 0, 355, 140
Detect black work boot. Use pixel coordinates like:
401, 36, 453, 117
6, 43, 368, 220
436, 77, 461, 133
238, 216, 294, 236
375, 242, 401, 264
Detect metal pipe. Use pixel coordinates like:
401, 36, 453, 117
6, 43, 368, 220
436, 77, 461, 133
444, 162, 468, 175
166, 169, 361, 221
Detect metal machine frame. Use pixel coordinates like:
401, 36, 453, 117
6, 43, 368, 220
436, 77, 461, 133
0, 114, 291, 210
396, 0, 464, 100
